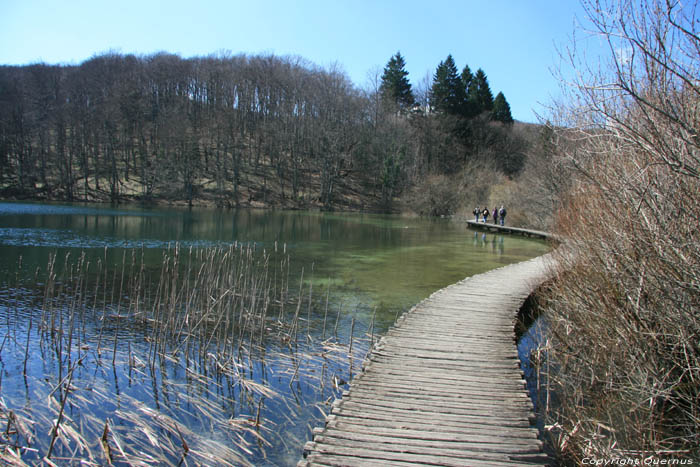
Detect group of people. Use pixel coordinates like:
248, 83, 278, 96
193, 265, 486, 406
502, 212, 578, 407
473, 205, 507, 226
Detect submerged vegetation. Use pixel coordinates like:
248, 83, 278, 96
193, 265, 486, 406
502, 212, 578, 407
0, 243, 371, 465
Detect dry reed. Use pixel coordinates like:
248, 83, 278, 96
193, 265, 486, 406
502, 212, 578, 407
0, 242, 370, 465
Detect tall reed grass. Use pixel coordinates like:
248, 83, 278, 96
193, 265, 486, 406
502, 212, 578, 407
0, 242, 370, 466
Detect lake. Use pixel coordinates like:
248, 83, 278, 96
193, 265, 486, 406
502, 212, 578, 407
0, 201, 550, 466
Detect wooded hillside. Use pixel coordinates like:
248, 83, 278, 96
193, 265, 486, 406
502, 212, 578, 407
0, 51, 535, 213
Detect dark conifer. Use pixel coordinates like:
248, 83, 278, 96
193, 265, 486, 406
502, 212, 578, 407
491, 92, 514, 123
460, 65, 476, 117
430, 54, 464, 115
468, 68, 494, 115
380, 52, 415, 112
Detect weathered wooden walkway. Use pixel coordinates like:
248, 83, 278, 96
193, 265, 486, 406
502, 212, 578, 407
299, 253, 555, 466
466, 220, 553, 241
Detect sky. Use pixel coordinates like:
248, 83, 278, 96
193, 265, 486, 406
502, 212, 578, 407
0, 0, 596, 123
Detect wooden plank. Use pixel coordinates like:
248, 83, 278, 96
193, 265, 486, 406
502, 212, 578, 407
386, 324, 517, 334
322, 412, 536, 435
323, 421, 542, 446
368, 354, 522, 367
373, 339, 521, 354
312, 432, 543, 456
358, 365, 528, 386
332, 398, 531, 423
366, 358, 522, 374
328, 408, 535, 431
326, 417, 540, 441
378, 339, 518, 351
350, 379, 531, 400
346, 380, 531, 398
304, 441, 511, 466
340, 393, 535, 416
384, 329, 515, 341
301, 452, 516, 467
344, 389, 534, 411
355, 375, 528, 394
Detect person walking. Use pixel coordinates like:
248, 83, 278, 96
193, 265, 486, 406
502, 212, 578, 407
492, 207, 499, 225
473, 206, 480, 222
499, 205, 506, 226
482, 207, 489, 223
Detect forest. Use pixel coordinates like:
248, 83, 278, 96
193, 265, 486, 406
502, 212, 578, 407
0, 50, 545, 220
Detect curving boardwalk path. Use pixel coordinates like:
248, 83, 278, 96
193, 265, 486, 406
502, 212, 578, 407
299, 253, 556, 466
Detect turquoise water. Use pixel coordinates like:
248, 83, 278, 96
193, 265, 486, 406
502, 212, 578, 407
0, 201, 550, 465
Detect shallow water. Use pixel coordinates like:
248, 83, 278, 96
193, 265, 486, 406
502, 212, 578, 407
0, 201, 550, 465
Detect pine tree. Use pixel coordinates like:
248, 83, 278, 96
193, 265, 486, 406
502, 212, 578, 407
460, 65, 473, 91
468, 68, 494, 115
380, 52, 414, 112
430, 55, 464, 115
491, 92, 514, 124
460, 65, 476, 118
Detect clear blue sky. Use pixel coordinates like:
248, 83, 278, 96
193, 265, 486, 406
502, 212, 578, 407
0, 0, 593, 122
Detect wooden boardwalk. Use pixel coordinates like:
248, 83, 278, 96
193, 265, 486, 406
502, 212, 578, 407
466, 220, 553, 241
299, 253, 555, 466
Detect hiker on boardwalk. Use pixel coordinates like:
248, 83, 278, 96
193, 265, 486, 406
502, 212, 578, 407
473, 207, 480, 222
499, 205, 507, 226
482, 207, 489, 223
492, 207, 499, 225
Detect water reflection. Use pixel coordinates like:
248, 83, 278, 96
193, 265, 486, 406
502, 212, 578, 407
473, 231, 505, 255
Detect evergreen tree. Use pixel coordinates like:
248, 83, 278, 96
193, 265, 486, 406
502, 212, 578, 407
491, 92, 514, 123
460, 65, 476, 118
380, 52, 414, 112
460, 65, 473, 91
430, 55, 464, 115
468, 68, 494, 115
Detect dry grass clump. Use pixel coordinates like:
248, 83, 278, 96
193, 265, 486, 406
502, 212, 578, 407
537, 0, 700, 463
542, 159, 700, 461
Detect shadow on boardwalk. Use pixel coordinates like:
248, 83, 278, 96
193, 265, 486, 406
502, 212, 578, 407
299, 253, 557, 466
